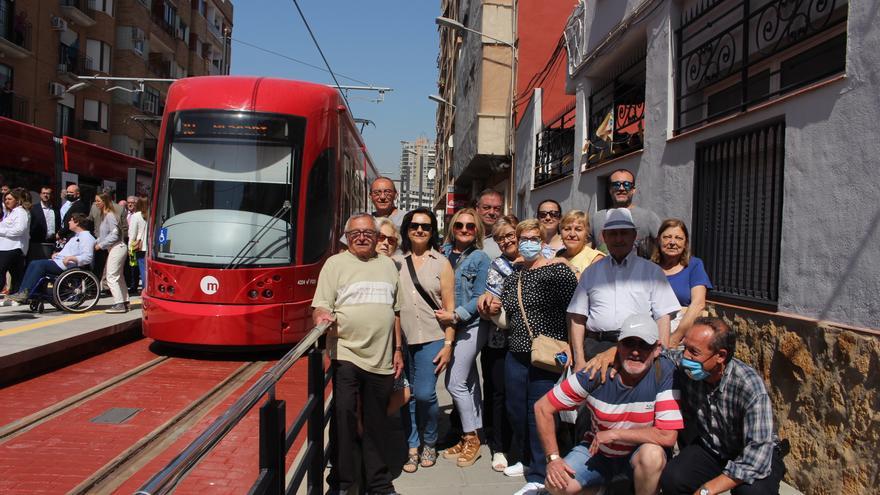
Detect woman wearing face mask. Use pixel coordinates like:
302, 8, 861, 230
652, 219, 712, 345
476, 215, 519, 472
500, 219, 578, 493
556, 210, 604, 278
437, 208, 491, 467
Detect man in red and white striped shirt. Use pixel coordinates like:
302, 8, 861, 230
535, 314, 683, 495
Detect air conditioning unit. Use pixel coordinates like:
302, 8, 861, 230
51, 16, 68, 31
49, 82, 67, 98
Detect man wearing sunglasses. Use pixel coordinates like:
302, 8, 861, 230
312, 212, 404, 495
535, 313, 682, 495
590, 169, 661, 259
369, 177, 405, 229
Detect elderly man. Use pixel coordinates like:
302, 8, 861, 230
474, 188, 504, 259
590, 169, 661, 258
568, 208, 680, 371
535, 314, 683, 495
312, 212, 403, 495
660, 318, 786, 495
369, 177, 405, 228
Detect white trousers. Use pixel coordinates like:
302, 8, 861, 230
104, 243, 129, 305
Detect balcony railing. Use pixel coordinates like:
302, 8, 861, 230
534, 105, 576, 187
59, 0, 96, 27
585, 55, 646, 169
0, 2, 33, 54
0, 92, 29, 123
148, 53, 172, 78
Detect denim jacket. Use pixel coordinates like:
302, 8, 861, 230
441, 243, 490, 326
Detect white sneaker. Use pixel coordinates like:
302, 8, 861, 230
512, 481, 545, 495
504, 461, 530, 477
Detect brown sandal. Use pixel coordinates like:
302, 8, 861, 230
402, 449, 419, 473
456, 434, 481, 467
420, 446, 437, 468
442, 437, 465, 459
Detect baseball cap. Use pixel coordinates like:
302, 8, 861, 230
602, 208, 636, 230
618, 313, 658, 345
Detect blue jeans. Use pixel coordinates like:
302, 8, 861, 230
19, 260, 64, 294
506, 351, 559, 483
403, 338, 444, 449
137, 254, 146, 289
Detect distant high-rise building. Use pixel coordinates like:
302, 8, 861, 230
399, 137, 435, 211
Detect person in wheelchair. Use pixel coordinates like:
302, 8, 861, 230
7, 213, 95, 303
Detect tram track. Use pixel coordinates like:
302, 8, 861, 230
0, 356, 171, 443
66, 360, 266, 495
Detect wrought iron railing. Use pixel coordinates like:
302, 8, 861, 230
135, 322, 333, 495
1, 3, 32, 51
0, 93, 29, 123
692, 119, 784, 307
675, 0, 848, 133
60, 0, 96, 17
585, 55, 646, 169
534, 105, 576, 187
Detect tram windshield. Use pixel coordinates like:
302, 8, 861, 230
154, 111, 304, 268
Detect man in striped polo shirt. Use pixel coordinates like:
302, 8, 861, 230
535, 314, 683, 495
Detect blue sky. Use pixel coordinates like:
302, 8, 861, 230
230, 0, 440, 176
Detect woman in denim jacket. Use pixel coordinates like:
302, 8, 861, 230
437, 207, 490, 467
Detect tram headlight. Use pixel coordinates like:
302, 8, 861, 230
167, 286, 175, 295
262, 289, 273, 299
248, 289, 258, 299
158, 284, 166, 293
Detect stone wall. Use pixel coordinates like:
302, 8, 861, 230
709, 303, 880, 495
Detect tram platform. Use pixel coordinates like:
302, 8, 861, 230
0, 295, 142, 385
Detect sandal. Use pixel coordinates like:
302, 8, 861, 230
402, 449, 419, 473
491, 452, 508, 472
456, 434, 481, 467
420, 446, 437, 468
443, 437, 465, 459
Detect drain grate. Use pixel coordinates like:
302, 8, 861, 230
90, 407, 142, 424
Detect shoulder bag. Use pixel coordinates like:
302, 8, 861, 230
405, 255, 440, 311
517, 271, 570, 373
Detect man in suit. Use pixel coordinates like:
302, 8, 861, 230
58, 184, 89, 240
28, 186, 60, 261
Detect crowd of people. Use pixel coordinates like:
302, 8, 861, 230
312, 170, 786, 495
0, 183, 149, 313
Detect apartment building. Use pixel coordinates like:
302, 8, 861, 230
0, 0, 233, 160
399, 137, 436, 211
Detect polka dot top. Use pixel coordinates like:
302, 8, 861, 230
501, 262, 578, 353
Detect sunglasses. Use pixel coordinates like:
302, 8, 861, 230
619, 337, 656, 350
453, 222, 477, 231
610, 180, 635, 191
408, 222, 432, 232
537, 210, 561, 219
345, 229, 377, 240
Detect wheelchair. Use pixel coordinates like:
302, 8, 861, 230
26, 268, 102, 314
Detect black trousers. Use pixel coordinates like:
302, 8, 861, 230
480, 346, 511, 455
660, 442, 785, 495
0, 248, 24, 293
329, 360, 395, 494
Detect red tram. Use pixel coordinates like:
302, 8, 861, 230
142, 76, 378, 346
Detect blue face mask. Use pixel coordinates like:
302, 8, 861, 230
681, 357, 710, 381
519, 240, 542, 261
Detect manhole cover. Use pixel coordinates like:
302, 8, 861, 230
90, 407, 142, 424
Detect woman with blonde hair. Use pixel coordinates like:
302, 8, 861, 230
93, 193, 129, 313
374, 217, 401, 257
556, 210, 604, 277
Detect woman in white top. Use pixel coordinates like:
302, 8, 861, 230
128, 197, 149, 293
94, 193, 129, 313
0, 188, 31, 293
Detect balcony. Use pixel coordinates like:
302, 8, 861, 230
0, 92, 30, 123
0, 4, 32, 59
534, 105, 576, 187
59, 0, 97, 28
57, 45, 81, 83
148, 53, 172, 78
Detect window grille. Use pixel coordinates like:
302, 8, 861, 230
692, 119, 784, 307
585, 55, 646, 169
675, 0, 848, 133
534, 105, 576, 187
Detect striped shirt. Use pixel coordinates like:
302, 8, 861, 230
547, 356, 683, 457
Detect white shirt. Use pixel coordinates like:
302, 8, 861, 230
42, 202, 57, 239
128, 212, 147, 252
0, 206, 30, 252
567, 249, 680, 333
60, 200, 72, 220
52, 230, 96, 269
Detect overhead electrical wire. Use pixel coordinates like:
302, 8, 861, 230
289, 0, 351, 110
230, 37, 372, 86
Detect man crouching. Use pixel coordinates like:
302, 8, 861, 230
534, 314, 683, 495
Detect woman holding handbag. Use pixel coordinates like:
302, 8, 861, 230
394, 208, 455, 473
437, 208, 491, 467
500, 219, 578, 494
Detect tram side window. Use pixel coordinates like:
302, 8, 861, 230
302, 149, 334, 264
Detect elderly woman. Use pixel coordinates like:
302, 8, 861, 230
94, 193, 128, 313
556, 210, 604, 277
501, 218, 578, 493
375, 217, 401, 257
652, 218, 712, 345
0, 188, 31, 294
477, 214, 519, 472
394, 208, 455, 473
437, 207, 491, 467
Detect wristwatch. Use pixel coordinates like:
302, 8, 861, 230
545, 453, 560, 463
699, 486, 710, 495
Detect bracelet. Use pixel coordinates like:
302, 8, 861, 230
444, 340, 453, 346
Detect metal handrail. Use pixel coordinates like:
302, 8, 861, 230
134, 321, 330, 495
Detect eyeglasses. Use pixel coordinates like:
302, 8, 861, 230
408, 222, 432, 232
453, 222, 476, 231
609, 180, 635, 191
494, 232, 517, 243
619, 337, 656, 351
519, 235, 542, 243
377, 234, 397, 244
345, 229, 377, 240
370, 189, 395, 197
537, 210, 561, 219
